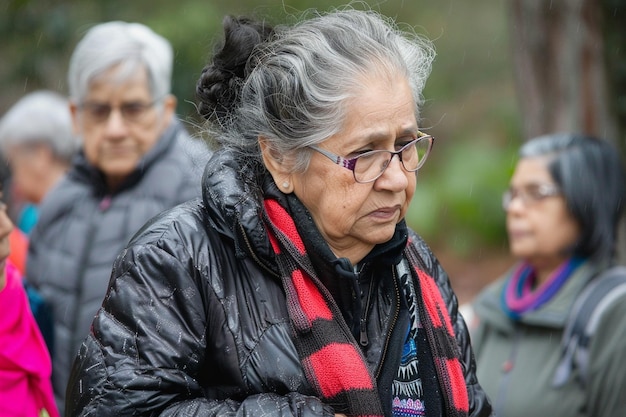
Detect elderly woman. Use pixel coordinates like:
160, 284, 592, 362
0, 90, 76, 348
0, 90, 78, 206
0, 90, 78, 232
470, 133, 626, 417
67, 8, 493, 417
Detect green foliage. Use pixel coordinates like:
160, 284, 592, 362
407, 137, 517, 255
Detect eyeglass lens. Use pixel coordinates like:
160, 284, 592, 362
81, 101, 155, 123
353, 137, 432, 182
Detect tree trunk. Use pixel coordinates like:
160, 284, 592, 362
602, 0, 626, 264
508, 0, 617, 139
508, 0, 626, 263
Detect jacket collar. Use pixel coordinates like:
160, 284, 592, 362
474, 259, 606, 332
201, 149, 276, 272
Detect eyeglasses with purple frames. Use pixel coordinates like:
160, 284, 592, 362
307, 131, 434, 183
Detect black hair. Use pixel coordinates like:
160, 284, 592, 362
196, 15, 275, 125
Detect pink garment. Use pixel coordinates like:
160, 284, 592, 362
0, 260, 59, 417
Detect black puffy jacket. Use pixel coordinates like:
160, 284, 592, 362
66, 150, 493, 417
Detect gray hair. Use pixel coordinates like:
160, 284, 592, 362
198, 8, 435, 172
0, 90, 79, 162
68, 21, 173, 104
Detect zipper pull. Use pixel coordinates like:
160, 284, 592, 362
99, 195, 112, 211
360, 317, 369, 346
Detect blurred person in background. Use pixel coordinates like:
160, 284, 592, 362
469, 133, 626, 416
66, 8, 493, 417
0, 181, 59, 417
0, 90, 79, 236
0, 90, 76, 354
25, 21, 209, 413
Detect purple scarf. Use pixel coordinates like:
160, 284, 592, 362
502, 257, 584, 319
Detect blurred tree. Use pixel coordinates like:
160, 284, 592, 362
508, 0, 617, 140
602, 0, 626, 155
507, 0, 626, 263
603, 0, 626, 263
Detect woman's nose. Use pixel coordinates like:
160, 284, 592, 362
375, 155, 409, 190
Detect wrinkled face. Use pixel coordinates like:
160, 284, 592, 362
71, 64, 175, 190
505, 157, 581, 270
270, 73, 419, 264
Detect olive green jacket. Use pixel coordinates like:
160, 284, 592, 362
470, 261, 626, 417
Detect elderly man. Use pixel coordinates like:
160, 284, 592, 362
25, 21, 209, 413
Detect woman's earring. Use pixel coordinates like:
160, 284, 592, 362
282, 181, 289, 189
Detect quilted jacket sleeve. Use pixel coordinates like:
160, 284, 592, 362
65, 241, 333, 417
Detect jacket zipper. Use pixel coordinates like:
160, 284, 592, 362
375, 265, 401, 379
359, 272, 375, 346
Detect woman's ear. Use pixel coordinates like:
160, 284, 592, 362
158, 94, 177, 129
69, 100, 82, 136
259, 137, 294, 193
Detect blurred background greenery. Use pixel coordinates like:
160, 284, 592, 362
0, 0, 524, 299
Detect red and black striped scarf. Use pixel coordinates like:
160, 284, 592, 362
264, 197, 469, 417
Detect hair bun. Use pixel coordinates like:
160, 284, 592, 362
196, 15, 274, 122
196, 65, 240, 122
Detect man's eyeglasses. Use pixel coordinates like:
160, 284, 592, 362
502, 183, 561, 210
307, 131, 434, 183
78, 100, 159, 125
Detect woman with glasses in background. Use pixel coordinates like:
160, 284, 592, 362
66, 7, 493, 417
469, 133, 626, 417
